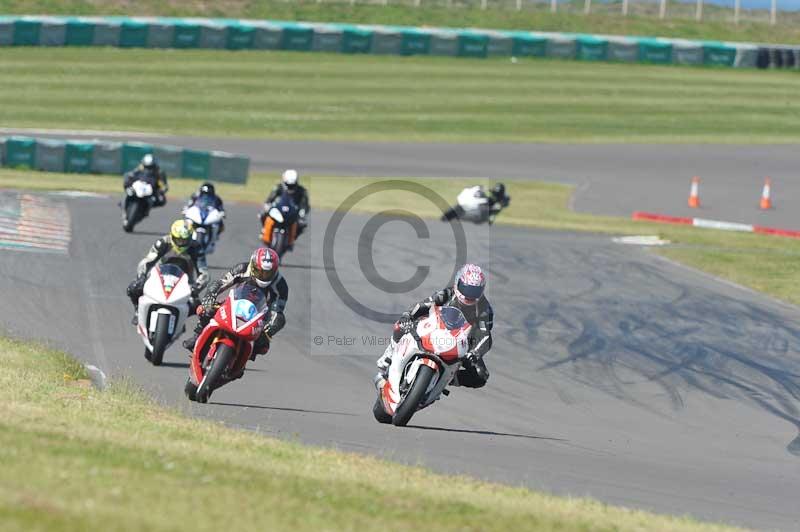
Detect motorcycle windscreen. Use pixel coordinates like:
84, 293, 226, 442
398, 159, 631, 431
231, 283, 268, 329
440, 306, 467, 330
274, 192, 299, 223
157, 263, 187, 298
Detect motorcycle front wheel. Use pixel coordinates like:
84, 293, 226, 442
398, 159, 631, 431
195, 343, 235, 404
392, 365, 435, 427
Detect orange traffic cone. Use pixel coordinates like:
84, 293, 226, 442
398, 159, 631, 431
760, 177, 772, 210
688, 176, 700, 208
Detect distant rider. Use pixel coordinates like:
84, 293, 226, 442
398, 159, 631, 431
184, 181, 226, 234
183, 247, 289, 361
375, 264, 493, 389
126, 219, 209, 325
123, 154, 169, 207
441, 183, 510, 225
260, 169, 310, 238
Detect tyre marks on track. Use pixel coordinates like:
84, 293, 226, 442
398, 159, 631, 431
0, 193, 71, 253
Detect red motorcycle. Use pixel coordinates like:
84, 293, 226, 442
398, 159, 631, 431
185, 283, 269, 403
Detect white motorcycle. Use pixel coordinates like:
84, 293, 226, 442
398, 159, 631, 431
373, 305, 473, 427
122, 179, 155, 233
442, 186, 503, 225
184, 197, 224, 255
135, 261, 193, 366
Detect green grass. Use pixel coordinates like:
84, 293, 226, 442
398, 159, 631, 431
0, 335, 738, 532
4, 167, 800, 306
1, 0, 799, 43
1, 48, 799, 143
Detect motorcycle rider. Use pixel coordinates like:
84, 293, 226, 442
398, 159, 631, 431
375, 263, 493, 389
123, 154, 169, 208
182, 247, 288, 362
260, 169, 310, 238
126, 219, 209, 326
184, 181, 226, 234
441, 183, 510, 225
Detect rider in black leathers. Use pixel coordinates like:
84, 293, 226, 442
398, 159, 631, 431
260, 169, 310, 237
126, 219, 209, 325
182, 247, 289, 360
123, 154, 169, 207
376, 264, 493, 389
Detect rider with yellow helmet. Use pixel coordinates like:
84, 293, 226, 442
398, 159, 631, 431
126, 219, 209, 325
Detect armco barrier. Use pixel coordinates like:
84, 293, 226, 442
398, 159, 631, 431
0, 136, 249, 183
2, 15, 798, 69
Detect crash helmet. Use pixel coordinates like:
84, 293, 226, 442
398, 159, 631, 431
453, 264, 486, 305
199, 182, 215, 196
248, 247, 280, 288
491, 183, 506, 198
170, 219, 192, 254
141, 154, 157, 170
281, 169, 299, 192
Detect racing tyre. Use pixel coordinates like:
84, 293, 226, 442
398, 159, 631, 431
144, 347, 152, 362
372, 397, 392, 424
184, 378, 198, 402
271, 231, 287, 257
392, 364, 435, 427
125, 201, 141, 232
150, 313, 171, 366
196, 343, 235, 404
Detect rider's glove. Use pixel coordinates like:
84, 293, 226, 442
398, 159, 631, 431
433, 290, 449, 306
190, 283, 202, 298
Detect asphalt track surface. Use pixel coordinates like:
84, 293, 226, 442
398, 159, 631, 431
1, 190, 800, 530
6, 129, 800, 229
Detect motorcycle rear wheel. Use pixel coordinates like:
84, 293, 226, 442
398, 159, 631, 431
392, 365, 435, 427
196, 343, 235, 404
124, 201, 141, 232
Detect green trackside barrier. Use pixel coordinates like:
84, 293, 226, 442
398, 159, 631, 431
639, 38, 672, 63
311, 24, 343, 53
369, 25, 402, 55
182, 150, 211, 180
511, 32, 547, 57
5, 137, 36, 168
91, 141, 123, 174
703, 42, 737, 66
400, 28, 431, 56
144, 18, 174, 48
65, 18, 95, 46
64, 142, 93, 173
576, 35, 608, 61
0, 138, 6, 166
121, 142, 154, 173
119, 19, 148, 48
607, 37, 639, 62
0, 16, 13, 46
341, 25, 373, 54
430, 29, 458, 56
35, 139, 66, 172
172, 19, 201, 48
92, 17, 121, 46
226, 21, 256, 50
671, 40, 703, 65
198, 20, 227, 49
546, 35, 576, 60
280, 22, 313, 51
485, 31, 513, 57
457, 31, 489, 58
13, 17, 41, 46
153, 145, 183, 177
40, 17, 66, 46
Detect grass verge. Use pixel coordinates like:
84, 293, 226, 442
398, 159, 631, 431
3, 167, 800, 306
1, 0, 799, 43
0, 335, 738, 531
1, 48, 799, 143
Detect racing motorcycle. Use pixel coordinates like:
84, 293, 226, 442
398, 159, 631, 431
135, 259, 193, 366
184, 196, 224, 255
260, 191, 299, 258
122, 179, 155, 232
185, 282, 269, 404
373, 305, 472, 427
442, 186, 505, 225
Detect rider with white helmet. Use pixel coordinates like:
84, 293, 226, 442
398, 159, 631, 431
123, 154, 169, 207
183, 247, 289, 359
376, 264, 493, 389
261, 169, 310, 237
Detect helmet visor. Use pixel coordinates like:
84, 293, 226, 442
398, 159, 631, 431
456, 279, 484, 302
172, 235, 191, 250
250, 260, 277, 283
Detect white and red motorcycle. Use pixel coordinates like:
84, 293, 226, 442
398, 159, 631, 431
135, 261, 193, 366
374, 305, 472, 427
